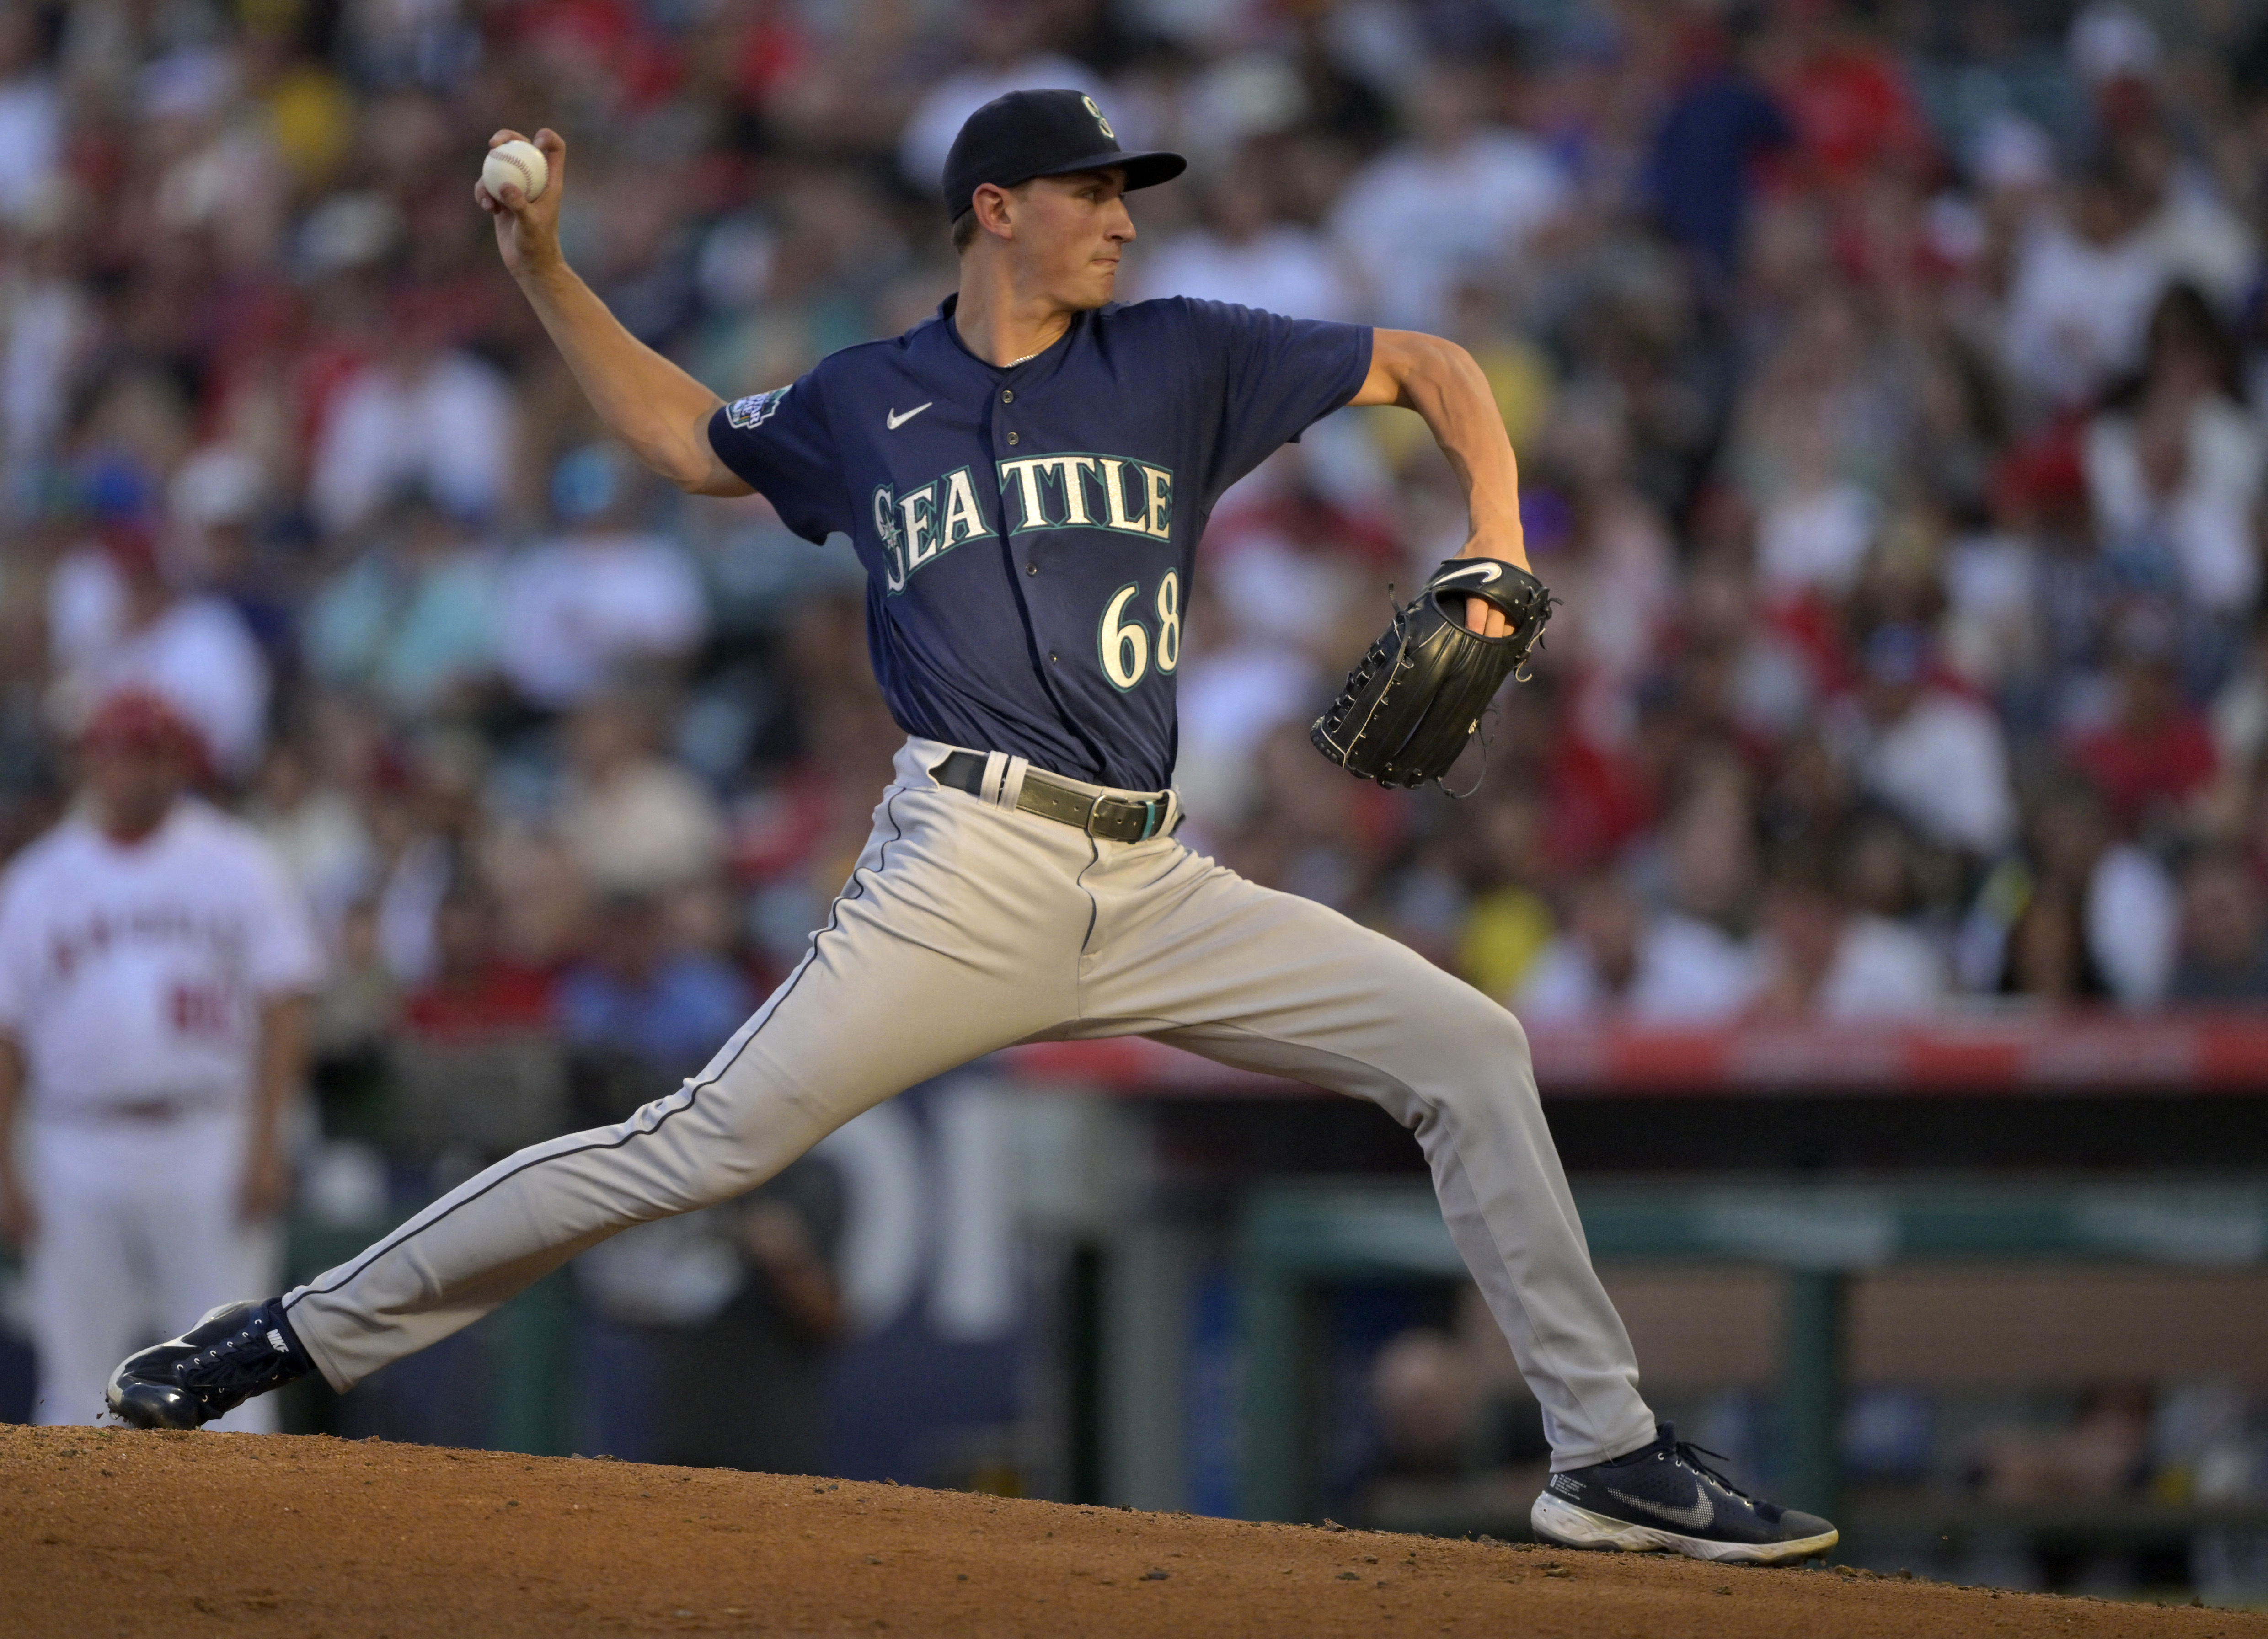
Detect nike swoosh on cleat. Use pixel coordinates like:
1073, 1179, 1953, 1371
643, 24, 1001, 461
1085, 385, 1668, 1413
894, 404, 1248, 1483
1603, 1484, 1715, 1531
1434, 563, 1503, 586
885, 403, 933, 430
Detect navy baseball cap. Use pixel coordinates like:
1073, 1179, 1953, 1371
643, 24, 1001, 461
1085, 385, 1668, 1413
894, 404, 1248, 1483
941, 89, 1185, 220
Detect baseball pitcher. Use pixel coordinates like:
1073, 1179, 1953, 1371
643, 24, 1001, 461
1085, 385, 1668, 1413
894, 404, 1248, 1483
107, 91, 1833, 1563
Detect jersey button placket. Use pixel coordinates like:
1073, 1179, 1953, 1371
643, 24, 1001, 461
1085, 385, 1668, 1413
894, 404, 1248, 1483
995, 377, 1053, 678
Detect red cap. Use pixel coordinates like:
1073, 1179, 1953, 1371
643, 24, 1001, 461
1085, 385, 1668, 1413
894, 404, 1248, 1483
80, 687, 198, 760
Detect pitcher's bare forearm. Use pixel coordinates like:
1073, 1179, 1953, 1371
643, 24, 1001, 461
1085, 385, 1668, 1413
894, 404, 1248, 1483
1353, 327, 1529, 635
515, 261, 747, 495
1353, 328, 1526, 569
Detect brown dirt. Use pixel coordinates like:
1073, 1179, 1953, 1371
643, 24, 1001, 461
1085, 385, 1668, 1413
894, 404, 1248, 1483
1, 1424, 2260, 1637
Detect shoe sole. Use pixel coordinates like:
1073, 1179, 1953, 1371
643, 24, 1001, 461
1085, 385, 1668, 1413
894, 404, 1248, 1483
1531, 1491, 1839, 1565
106, 1382, 201, 1430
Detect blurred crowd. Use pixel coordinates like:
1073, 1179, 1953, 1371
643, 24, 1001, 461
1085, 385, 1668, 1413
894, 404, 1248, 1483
3, 0, 2268, 1082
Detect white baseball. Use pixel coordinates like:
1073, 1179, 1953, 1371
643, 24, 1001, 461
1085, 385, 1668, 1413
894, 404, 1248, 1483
481, 139, 548, 203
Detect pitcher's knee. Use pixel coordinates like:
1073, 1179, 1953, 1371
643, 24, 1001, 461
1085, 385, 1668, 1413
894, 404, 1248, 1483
675, 1069, 838, 1195
1406, 996, 1538, 1124
1419, 981, 1532, 1078
578, 1082, 769, 1214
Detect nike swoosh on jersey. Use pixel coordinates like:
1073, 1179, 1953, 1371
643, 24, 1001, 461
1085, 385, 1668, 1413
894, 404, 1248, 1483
1603, 1484, 1716, 1531
1434, 562, 1503, 585
885, 403, 933, 430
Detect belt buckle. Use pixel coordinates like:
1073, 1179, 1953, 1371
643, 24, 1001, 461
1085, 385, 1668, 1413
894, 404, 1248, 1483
1079, 789, 1165, 841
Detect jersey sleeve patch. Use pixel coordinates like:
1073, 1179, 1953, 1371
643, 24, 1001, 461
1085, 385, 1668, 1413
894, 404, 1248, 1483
708, 369, 849, 545
725, 386, 792, 430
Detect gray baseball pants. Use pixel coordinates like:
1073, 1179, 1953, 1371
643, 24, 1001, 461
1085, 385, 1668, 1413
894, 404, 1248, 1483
284, 737, 1656, 1469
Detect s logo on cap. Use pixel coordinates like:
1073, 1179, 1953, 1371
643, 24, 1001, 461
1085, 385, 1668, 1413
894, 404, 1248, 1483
1081, 95, 1114, 141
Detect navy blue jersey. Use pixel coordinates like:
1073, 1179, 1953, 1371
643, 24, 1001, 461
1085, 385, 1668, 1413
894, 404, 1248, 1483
708, 295, 1371, 790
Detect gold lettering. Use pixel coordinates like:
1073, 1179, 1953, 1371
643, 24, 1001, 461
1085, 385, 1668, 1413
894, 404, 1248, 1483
1141, 464, 1172, 539
899, 485, 939, 568
997, 458, 1049, 531
1057, 455, 1099, 525
1099, 458, 1145, 533
939, 468, 993, 544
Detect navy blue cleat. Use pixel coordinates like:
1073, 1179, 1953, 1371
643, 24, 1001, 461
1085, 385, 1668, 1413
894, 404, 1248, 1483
105, 1298, 312, 1430
1531, 1423, 1839, 1565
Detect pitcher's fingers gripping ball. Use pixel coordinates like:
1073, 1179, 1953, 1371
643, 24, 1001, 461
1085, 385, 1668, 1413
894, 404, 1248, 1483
480, 137, 548, 203
1312, 555, 1556, 790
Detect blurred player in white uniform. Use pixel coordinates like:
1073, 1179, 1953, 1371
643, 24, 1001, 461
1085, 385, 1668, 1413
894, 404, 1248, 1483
0, 690, 323, 1428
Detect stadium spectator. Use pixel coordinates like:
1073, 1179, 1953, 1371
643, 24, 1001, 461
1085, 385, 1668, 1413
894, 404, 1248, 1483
1849, 625, 2018, 859
1514, 873, 1643, 1021
1453, 787, 1555, 1004
364, 771, 455, 988
1999, 887, 2113, 1004
1131, 157, 1359, 320
1365, 1327, 1482, 1479
496, 446, 708, 711
2002, 158, 2166, 410
1747, 839, 1947, 1021
169, 444, 294, 673
2082, 286, 2264, 626
2167, 849, 2268, 1002
2065, 625, 2220, 836
245, 740, 377, 939
45, 519, 270, 783
1620, 760, 1764, 1022
574, 1155, 845, 1473
397, 884, 552, 1042
1638, 15, 1792, 281
305, 897, 398, 1145
557, 889, 749, 1098
1763, 0, 1934, 193
1733, 289, 1899, 599
305, 491, 502, 719
1328, 62, 1569, 332
0, 203, 90, 492
308, 299, 517, 537
657, 1157, 848, 1474
556, 694, 727, 898
0, 5, 61, 225
2025, 780, 2180, 1007
1969, 1383, 2155, 1506
896, 1, 1099, 193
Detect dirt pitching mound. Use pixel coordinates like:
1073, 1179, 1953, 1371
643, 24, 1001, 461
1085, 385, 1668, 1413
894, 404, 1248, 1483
2, 1424, 2259, 1637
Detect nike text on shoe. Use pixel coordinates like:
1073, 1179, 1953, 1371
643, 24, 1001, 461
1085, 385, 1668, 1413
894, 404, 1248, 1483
106, 1298, 313, 1430
1530, 1423, 1839, 1566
